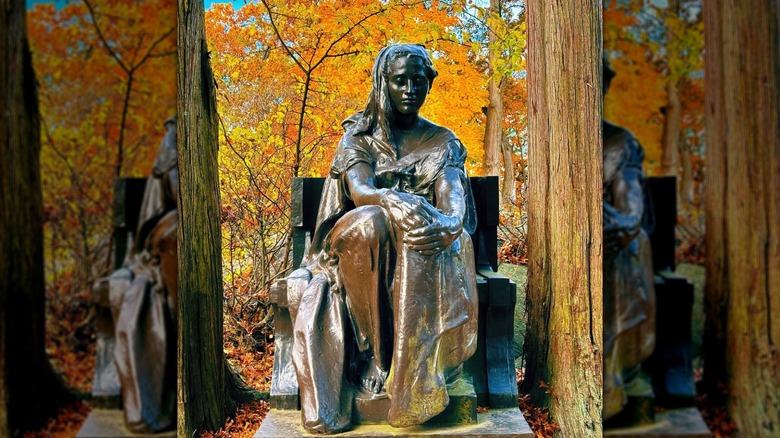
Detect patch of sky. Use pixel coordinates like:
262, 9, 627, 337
27, 0, 68, 10
205, 0, 247, 11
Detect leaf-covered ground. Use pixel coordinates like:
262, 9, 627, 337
28, 262, 732, 437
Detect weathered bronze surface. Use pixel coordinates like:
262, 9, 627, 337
284, 44, 479, 433
602, 57, 657, 423
93, 117, 178, 433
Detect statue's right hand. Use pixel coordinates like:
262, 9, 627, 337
380, 190, 434, 232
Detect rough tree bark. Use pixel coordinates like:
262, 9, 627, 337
1, 0, 73, 434
702, 0, 780, 435
520, 1, 602, 436
177, 1, 259, 435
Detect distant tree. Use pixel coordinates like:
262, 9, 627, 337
1, 0, 74, 434
702, 0, 780, 434
521, 0, 603, 436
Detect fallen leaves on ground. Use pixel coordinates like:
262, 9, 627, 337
201, 401, 270, 438
696, 380, 737, 437
225, 343, 274, 393
499, 238, 528, 265
21, 400, 91, 438
517, 368, 559, 438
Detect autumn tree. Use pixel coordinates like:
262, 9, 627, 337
1, 0, 74, 434
205, 0, 492, 349
603, 0, 704, 203
521, 0, 602, 436
702, 0, 780, 434
27, 0, 176, 291
177, 0, 260, 435
461, 0, 525, 204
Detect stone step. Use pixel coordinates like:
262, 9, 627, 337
604, 407, 712, 438
255, 407, 532, 438
76, 409, 176, 438
352, 375, 478, 425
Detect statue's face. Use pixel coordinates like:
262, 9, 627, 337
386, 55, 429, 116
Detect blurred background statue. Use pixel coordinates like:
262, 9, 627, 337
94, 116, 177, 433
602, 57, 657, 425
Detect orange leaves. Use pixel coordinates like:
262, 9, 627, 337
21, 400, 91, 438
200, 401, 270, 438
517, 369, 560, 438
603, 0, 705, 176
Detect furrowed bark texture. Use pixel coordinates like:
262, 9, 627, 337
177, 0, 231, 434
521, 1, 603, 436
1, 0, 70, 433
703, 0, 780, 434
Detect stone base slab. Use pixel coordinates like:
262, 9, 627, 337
353, 376, 477, 425
76, 409, 176, 437
255, 408, 532, 437
604, 407, 711, 438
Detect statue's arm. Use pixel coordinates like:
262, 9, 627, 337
404, 167, 465, 255
345, 162, 433, 232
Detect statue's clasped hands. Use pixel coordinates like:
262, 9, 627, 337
380, 190, 462, 256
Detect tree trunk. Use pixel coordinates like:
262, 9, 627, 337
501, 132, 516, 205
1, 0, 73, 434
482, 0, 503, 177
177, 2, 261, 435
661, 77, 682, 177
521, 1, 602, 436
678, 137, 694, 205
702, 0, 780, 435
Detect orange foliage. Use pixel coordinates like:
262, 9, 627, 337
24, 0, 176, 433
201, 402, 270, 438
21, 401, 91, 438
603, 1, 704, 176
28, 0, 176, 289
517, 369, 559, 438
206, 0, 504, 352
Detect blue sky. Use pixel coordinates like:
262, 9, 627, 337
26, 1, 246, 10
204, 0, 245, 10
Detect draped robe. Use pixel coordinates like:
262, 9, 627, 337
289, 115, 478, 432
603, 121, 656, 420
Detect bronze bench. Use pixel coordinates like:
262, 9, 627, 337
269, 176, 519, 412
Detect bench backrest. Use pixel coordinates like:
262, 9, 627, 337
290, 176, 500, 271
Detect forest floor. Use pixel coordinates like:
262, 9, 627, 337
24, 263, 734, 437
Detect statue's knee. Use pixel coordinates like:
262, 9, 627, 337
334, 206, 391, 243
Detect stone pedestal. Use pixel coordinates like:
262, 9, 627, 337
76, 409, 176, 438
603, 407, 711, 438
255, 408, 532, 438
352, 376, 478, 425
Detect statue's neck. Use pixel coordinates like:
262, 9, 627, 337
392, 113, 419, 131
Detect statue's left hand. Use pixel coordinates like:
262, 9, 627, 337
404, 210, 462, 256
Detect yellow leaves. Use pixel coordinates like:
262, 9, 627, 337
604, 0, 704, 175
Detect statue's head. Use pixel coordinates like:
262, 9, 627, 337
359, 44, 438, 141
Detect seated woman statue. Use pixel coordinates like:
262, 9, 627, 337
602, 57, 657, 424
288, 44, 478, 433
99, 117, 177, 433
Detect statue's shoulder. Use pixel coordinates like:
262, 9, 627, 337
421, 118, 458, 142
604, 120, 644, 163
417, 119, 469, 169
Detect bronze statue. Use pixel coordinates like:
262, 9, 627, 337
97, 116, 178, 433
285, 44, 478, 433
602, 57, 657, 424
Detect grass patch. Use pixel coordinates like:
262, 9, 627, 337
498, 263, 528, 368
